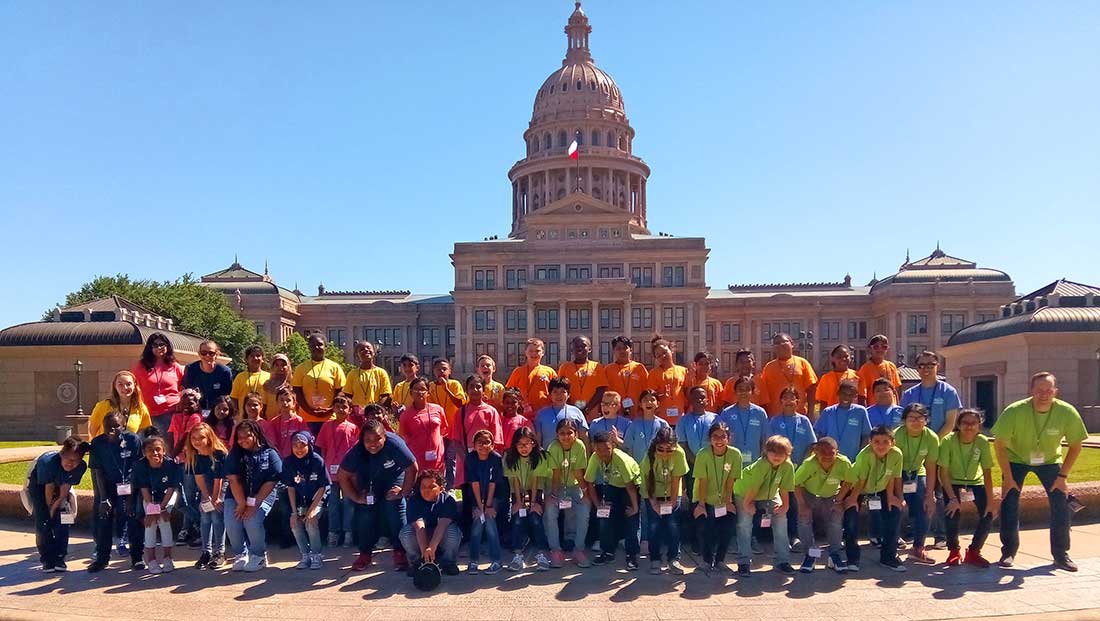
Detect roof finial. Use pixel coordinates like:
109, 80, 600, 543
264, 259, 269, 276
936, 240, 941, 251
905, 248, 910, 262
564, 0, 592, 64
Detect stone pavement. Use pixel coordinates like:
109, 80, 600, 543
1, 520, 1099, 621
0, 445, 54, 465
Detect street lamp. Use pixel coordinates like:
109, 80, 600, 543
73, 360, 84, 417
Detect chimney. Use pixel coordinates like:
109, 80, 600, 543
84, 308, 92, 322
1047, 293, 1061, 308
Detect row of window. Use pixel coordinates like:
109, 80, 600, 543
470, 305, 684, 333
322, 326, 457, 349
472, 264, 690, 290
528, 130, 628, 154
480, 339, 690, 369
907, 312, 997, 337
532, 228, 623, 241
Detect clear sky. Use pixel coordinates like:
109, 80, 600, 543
2, 1, 1098, 328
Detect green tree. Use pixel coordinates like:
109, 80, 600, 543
52, 274, 262, 372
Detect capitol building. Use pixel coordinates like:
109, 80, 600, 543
201, 3, 1015, 394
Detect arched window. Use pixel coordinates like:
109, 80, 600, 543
543, 133, 551, 150
577, 80, 583, 91
558, 131, 567, 148
591, 131, 600, 146
618, 135, 625, 150
607, 131, 614, 147
590, 80, 596, 91
532, 137, 539, 153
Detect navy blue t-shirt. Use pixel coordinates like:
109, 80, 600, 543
89, 431, 140, 485
192, 450, 227, 489
132, 459, 182, 503
183, 361, 234, 410
463, 451, 507, 502
30, 451, 87, 488
406, 490, 458, 530
224, 447, 283, 496
282, 451, 330, 507
340, 432, 415, 495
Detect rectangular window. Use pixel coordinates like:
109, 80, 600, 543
565, 265, 591, 281
630, 266, 654, 288
662, 265, 685, 287
597, 264, 624, 279
567, 308, 591, 331
505, 309, 527, 332
535, 265, 560, 282
662, 306, 685, 329
326, 328, 347, 347
721, 352, 734, 374
536, 309, 559, 331
474, 342, 498, 359
474, 269, 496, 290
420, 328, 440, 347
631, 307, 654, 330
474, 310, 496, 332
941, 312, 966, 338
599, 308, 622, 330
705, 323, 715, 344
975, 312, 995, 324
599, 341, 611, 364
546, 342, 560, 367
721, 323, 742, 343
506, 342, 520, 369
820, 320, 840, 341
505, 268, 528, 290
847, 320, 867, 341
447, 327, 455, 347
365, 327, 402, 346
908, 314, 929, 335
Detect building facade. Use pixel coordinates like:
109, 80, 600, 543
202, 3, 1016, 378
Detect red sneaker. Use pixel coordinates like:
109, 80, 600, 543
964, 547, 991, 568
352, 552, 372, 571
945, 548, 962, 566
393, 549, 408, 571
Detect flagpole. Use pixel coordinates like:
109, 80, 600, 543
575, 131, 581, 192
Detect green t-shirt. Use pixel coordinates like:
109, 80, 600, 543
991, 398, 1088, 465
937, 432, 993, 486
691, 446, 743, 506
583, 449, 641, 489
794, 454, 853, 498
546, 439, 588, 488
504, 452, 551, 491
852, 445, 903, 493
893, 426, 940, 476
639, 445, 690, 499
733, 457, 795, 499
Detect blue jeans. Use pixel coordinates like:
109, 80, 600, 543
224, 491, 276, 558
326, 484, 354, 538
843, 505, 861, 565
443, 439, 458, 489
902, 472, 929, 550
544, 487, 589, 552
646, 499, 682, 562
399, 522, 462, 566
1000, 462, 1071, 559
353, 497, 406, 554
291, 516, 323, 556
199, 503, 226, 555
735, 498, 788, 564
181, 471, 200, 533
509, 506, 548, 553
597, 485, 640, 556
469, 498, 503, 563
30, 484, 69, 566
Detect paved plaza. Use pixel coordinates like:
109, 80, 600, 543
1, 519, 1099, 620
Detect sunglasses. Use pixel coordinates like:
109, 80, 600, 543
200, 351, 218, 357
151, 342, 168, 349
917, 363, 937, 369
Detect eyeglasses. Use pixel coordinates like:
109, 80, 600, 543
655, 446, 674, 453
151, 342, 168, 350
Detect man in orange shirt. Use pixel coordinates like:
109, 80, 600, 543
558, 336, 606, 420
603, 336, 648, 416
506, 338, 557, 413
719, 348, 760, 409
756, 332, 817, 416
815, 344, 865, 411
856, 334, 902, 405
684, 351, 723, 412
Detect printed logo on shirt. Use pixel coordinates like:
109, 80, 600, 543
749, 419, 761, 427
213, 383, 222, 390
538, 374, 549, 382
121, 450, 131, 458
847, 418, 860, 426
383, 459, 396, 469
1046, 428, 1062, 436
308, 473, 318, 482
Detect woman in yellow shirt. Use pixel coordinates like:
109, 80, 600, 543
346, 341, 393, 407
230, 345, 271, 415
88, 370, 152, 438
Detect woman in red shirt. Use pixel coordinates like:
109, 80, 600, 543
131, 333, 185, 434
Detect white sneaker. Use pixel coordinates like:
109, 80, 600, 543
296, 555, 310, 569
147, 559, 162, 574
310, 553, 323, 570
243, 554, 267, 572
343, 534, 354, 548
161, 558, 175, 573
231, 554, 249, 572
508, 553, 525, 571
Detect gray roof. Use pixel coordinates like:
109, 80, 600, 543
0, 320, 209, 351
870, 248, 1011, 293
60, 295, 156, 316
299, 293, 453, 306
1012, 279, 1100, 303
201, 280, 300, 302
947, 306, 1100, 346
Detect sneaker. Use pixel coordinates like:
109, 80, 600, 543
879, 557, 907, 572
405, 562, 420, 578
869, 537, 882, 548
208, 553, 224, 569
737, 563, 751, 577
896, 538, 908, 551
909, 549, 935, 565
310, 553, 323, 570
352, 552, 372, 571
668, 559, 685, 575
328, 533, 340, 547
508, 553, 525, 571
147, 559, 162, 574
194, 552, 211, 570
1054, 556, 1078, 572
776, 562, 795, 574
575, 550, 591, 568
467, 562, 480, 575
187, 535, 202, 549
243, 554, 267, 572
343, 533, 354, 548
175, 529, 191, 546
131, 560, 146, 571
799, 556, 815, 574
485, 562, 502, 575
930, 538, 947, 550
847, 563, 860, 573
594, 552, 614, 566
591, 541, 602, 553
296, 555, 311, 570
998, 554, 1014, 568
790, 538, 803, 554
550, 551, 564, 568
87, 560, 108, 573
827, 554, 848, 574
442, 563, 461, 576
945, 548, 962, 566
626, 555, 639, 571
54, 560, 68, 572
41, 562, 55, 573
393, 549, 409, 571
535, 553, 551, 571
751, 537, 763, 555
649, 560, 663, 574
116, 541, 129, 557
161, 558, 175, 573
964, 548, 990, 568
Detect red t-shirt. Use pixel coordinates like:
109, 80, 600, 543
168, 411, 202, 454
260, 414, 309, 458
132, 361, 185, 417
399, 403, 447, 472
449, 401, 504, 484
501, 414, 533, 450
317, 418, 360, 476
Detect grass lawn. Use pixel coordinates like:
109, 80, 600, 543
0, 441, 52, 449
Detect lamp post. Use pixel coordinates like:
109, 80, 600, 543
73, 360, 84, 417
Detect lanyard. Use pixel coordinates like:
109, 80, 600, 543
763, 465, 780, 498
573, 361, 595, 396
732, 406, 753, 444
357, 368, 378, 400
957, 437, 977, 478
899, 430, 927, 472
250, 372, 264, 395
869, 454, 889, 491
708, 449, 732, 496
920, 382, 941, 410
310, 361, 326, 393
620, 363, 636, 396
830, 409, 851, 447
1031, 404, 1054, 450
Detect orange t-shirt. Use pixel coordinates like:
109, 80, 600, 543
506, 364, 558, 413
603, 361, 649, 409
683, 375, 724, 412
757, 356, 818, 416
646, 365, 689, 424
857, 360, 902, 404
557, 360, 607, 410
814, 369, 864, 408
720, 374, 763, 409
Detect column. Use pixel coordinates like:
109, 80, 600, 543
525, 174, 532, 212
496, 304, 505, 366
591, 300, 600, 357
699, 303, 707, 356
526, 304, 535, 339
586, 167, 592, 194
544, 169, 550, 204
464, 306, 474, 373
559, 300, 568, 360
624, 298, 633, 339
453, 305, 463, 372
687, 303, 696, 356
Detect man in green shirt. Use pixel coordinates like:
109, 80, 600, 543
584, 432, 641, 570
992, 372, 1088, 571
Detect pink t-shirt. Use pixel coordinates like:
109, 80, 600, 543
260, 414, 309, 458
450, 401, 504, 484
132, 361, 186, 417
399, 403, 446, 472
501, 414, 533, 450
168, 411, 202, 454
317, 418, 360, 475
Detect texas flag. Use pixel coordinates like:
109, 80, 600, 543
568, 139, 579, 160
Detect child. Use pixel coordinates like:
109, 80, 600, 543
465, 430, 506, 574
603, 335, 648, 416
283, 431, 330, 570
640, 427, 689, 575
624, 389, 670, 546
589, 390, 630, 450
503, 427, 551, 571
206, 395, 238, 448
476, 354, 507, 411
734, 435, 796, 575
346, 340, 393, 407
584, 431, 641, 570
717, 377, 768, 467
939, 408, 995, 567
767, 387, 818, 548
262, 387, 309, 458
544, 418, 591, 568
28, 436, 89, 572
813, 380, 871, 463
646, 335, 688, 426
452, 375, 504, 485
500, 388, 533, 449
317, 394, 361, 547
867, 378, 904, 429
88, 412, 141, 573
793, 437, 853, 573
848, 425, 906, 572
170, 388, 204, 546
557, 336, 606, 417
506, 338, 559, 414
683, 352, 724, 414
896, 403, 940, 565
391, 353, 421, 410
224, 419, 283, 572
231, 344, 270, 415
533, 377, 589, 449
134, 434, 181, 573
399, 469, 462, 577
857, 335, 902, 405
815, 345, 865, 411
262, 354, 292, 418
184, 422, 228, 569
677, 385, 717, 554
429, 359, 467, 486
691, 422, 741, 574
241, 391, 265, 422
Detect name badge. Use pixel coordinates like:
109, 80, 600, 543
742, 453, 752, 464
1030, 451, 1045, 466
868, 498, 882, 511
60, 512, 76, 525
809, 547, 823, 558
666, 408, 680, 419
596, 506, 611, 518
518, 508, 528, 517
622, 398, 634, 409
575, 400, 586, 410
479, 513, 486, 524
153, 394, 168, 405
145, 502, 161, 515
902, 481, 917, 494
558, 499, 572, 510
246, 497, 257, 507
116, 483, 131, 496
960, 489, 975, 503
202, 409, 211, 418
329, 464, 339, 475
200, 499, 215, 513
760, 514, 772, 528
312, 395, 325, 408
713, 505, 727, 518
659, 503, 673, 516
425, 450, 438, 462
366, 494, 375, 505
826, 478, 839, 486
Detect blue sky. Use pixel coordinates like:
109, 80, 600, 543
2, 1, 1098, 328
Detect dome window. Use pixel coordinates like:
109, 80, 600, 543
591, 131, 600, 146
607, 131, 614, 147
551, 85, 556, 93
558, 131, 567, 148
590, 80, 596, 90
577, 80, 583, 90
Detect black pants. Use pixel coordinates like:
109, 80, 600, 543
597, 485, 639, 556
30, 485, 69, 566
1000, 462, 1071, 559
945, 484, 992, 551
870, 491, 902, 563
93, 490, 144, 564
696, 506, 735, 565
678, 471, 699, 552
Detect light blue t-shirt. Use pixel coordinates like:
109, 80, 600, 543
676, 411, 717, 457
814, 404, 871, 462
589, 416, 631, 442
533, 404, 588, 446
624, 417, 670, 464
767, 414, 817, 465
900, 381, 962, 433
716, 403, 769, 464
867, 404, 904, 430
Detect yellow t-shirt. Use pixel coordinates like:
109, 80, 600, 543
88, 399, 152, 438
428, 379, 466, 433
231, 370, 271, 415
291, 359, 348, 423
345, 366, 393, 407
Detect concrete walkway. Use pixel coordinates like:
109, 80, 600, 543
1, 519, 1099, 620
0, 445, 54, 465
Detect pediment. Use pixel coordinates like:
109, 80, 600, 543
530, 190, 624, 218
